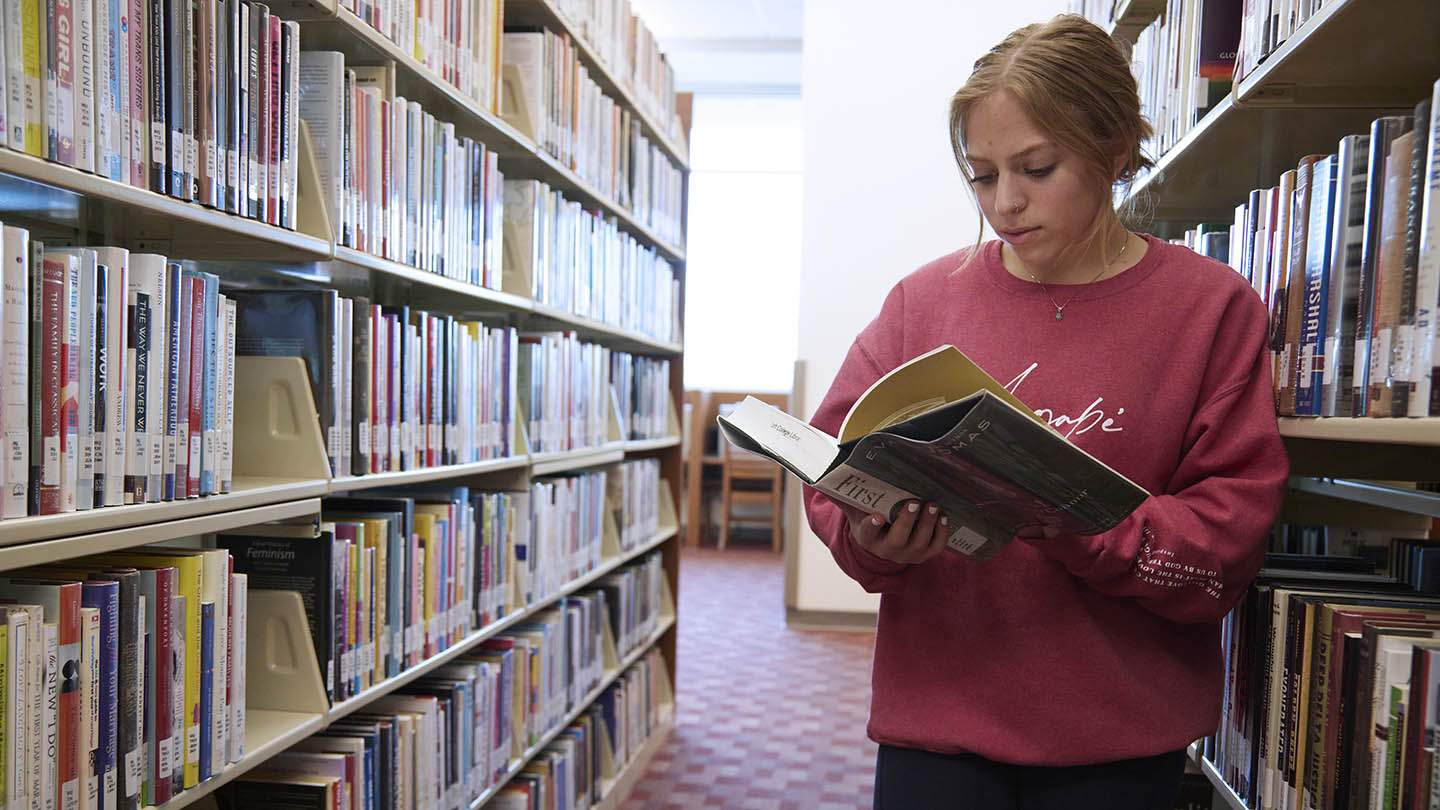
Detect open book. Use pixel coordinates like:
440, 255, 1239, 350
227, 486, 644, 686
717, 345, 1149, 560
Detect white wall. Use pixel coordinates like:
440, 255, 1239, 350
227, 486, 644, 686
683, 95, 804, 392
793, 0, 1069, 613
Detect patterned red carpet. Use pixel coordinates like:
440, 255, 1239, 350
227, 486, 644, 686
623, 545, 879, 810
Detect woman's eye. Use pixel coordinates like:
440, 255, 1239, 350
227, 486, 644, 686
969, 174, 996, 186
1025, 164, 1057, 178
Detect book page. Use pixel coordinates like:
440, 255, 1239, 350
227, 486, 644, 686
838, 345, 1042, 443
715, 397, 838, 484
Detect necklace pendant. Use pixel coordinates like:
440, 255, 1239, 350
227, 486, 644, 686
1055, 310, 1063, 322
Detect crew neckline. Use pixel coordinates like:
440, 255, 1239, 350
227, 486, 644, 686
981, 232, 1165, 304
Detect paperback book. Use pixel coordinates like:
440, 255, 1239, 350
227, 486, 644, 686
717, 345, 1149, 560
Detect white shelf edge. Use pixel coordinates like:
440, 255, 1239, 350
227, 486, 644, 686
467, 614, 676, 810
0, 149, 333, 257
527, 303, 683, 354
1234, 0, 1348, 103
1278, 416, 1440, 446
1287, 477, 1440, 517
623, 436, 681, 453
146, 709, 327, 810
1122, 94, 1235, 214
1196, 752, 1249, 810
530, 447, 627, 476
0, 477, 329, 547
333, 246, 536, 312
0, 498, 323, 570
329, 456, 532, 493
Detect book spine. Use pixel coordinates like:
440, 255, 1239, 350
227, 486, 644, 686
92, 264, 107, 510
220, 298, 234, 494
127, 0, 144, 188
227, 573, 244, 764
1420, 81, 1440, 416
147, 0, 166, 193
4, 0, 23, 150
37, 255, 63, 515
123, 291, 147, 505
199, 274, 216, 496
173, 275, 190, 499
110, 579, 134, 810
75, 257, 95, 512
74, 0, 93, 172
163, 265, 181, 501
152, 576, 172, 806
96, 250, 126, 509
167, 593, 183, 795
79, 585, 114, 810
78, 608, 95, 810
180, 0, 195, 200
59, 255, 78, 514
1, 228, 26, 519
196, 602, 211, 784
41, 622, 56, 810
265, 16, 279, 225
183, 275, 200, 498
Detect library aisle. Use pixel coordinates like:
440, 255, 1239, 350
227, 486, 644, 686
623, 547, 877, 810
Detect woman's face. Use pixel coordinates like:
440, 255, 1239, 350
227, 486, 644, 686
963, 89, 1110, 277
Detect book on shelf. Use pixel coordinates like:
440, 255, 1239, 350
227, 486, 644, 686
717, 344, 1150, 561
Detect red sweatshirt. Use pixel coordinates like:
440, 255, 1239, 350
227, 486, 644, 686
804, 234, 1288, 766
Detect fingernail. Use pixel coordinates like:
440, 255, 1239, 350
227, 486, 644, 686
871, 516, 883, 526
941, 516, 949, 525
927, 505, 938, 515
907, 503, 920, 513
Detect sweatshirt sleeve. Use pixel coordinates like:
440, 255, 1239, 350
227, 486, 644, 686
802, 283, 915, 594
1028, 291, 1288, 624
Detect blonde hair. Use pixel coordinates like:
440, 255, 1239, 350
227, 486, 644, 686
949, 14, 1154, 264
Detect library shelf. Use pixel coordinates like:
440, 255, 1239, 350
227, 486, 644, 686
1193, 748, 1247, 810
328, 456, 533, 493
296, 6, 535, 159
530, 446, 628, 476
332, 246, 537, 315
0, 150, 333, 261
467, 613, 677, 810
148, 709, 328, 810
593, 710, 676, 810
528, 302, 683, 356
1277, 417, 1440, 446
1232, 0, 1440, 108
324, 522, 677, 725
1287, 478, 1440, 519
1105, 0, 1163, 43
1122, 0, 1440, 227
501, 0, 690, 171
0, 497, 323, 570
623, 436, 682, 454
0, 477, 330, 546
510, 148, 687, 263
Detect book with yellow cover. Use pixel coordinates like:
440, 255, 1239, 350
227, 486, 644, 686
717, 344, 1149, 560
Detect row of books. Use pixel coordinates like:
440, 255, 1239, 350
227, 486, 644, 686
0, 545, 249, 810
0, 230, 239, 520
1129, 0, 1239, 162
300, 51, 506, 290
215, 616, 667, 810
503, 28, 685, 247
611, 459, 660, 554
343, 0, 504, 118
545, 0, 680, 149
518, 332, 612, 456
524, 472, 608, 606
1234, 0, 1330, 85
1216, 79, 1440, 418
233, 288, 518, 479
225, 488, 520, 705
505, 177, 680, 343
491, 648, 669, 810
610, 353, 671, 442
0, 0, 305, 228
1206, 560, 1440, 810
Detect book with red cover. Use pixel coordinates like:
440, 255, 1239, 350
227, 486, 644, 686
39, 255, 66, 514
185, 272, 204, 499
0, 578, 84, 810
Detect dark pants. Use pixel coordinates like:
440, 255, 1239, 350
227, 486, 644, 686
874, 744, 1189, 810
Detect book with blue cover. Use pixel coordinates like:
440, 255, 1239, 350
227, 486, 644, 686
199, 601, 214, 782
79, 580, 118, 810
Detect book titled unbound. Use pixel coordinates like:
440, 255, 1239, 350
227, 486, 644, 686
718, 345, 1149, 561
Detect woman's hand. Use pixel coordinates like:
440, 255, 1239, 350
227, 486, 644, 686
837, 500, 951, 564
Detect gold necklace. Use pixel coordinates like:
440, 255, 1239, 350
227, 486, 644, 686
1026, 233, 1131, 322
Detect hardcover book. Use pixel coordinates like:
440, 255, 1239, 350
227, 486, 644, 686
717, 345, 1149, 560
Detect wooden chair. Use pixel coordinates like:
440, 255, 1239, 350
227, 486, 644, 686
713, 392, 789, 551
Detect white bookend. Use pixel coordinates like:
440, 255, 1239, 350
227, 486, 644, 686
91, 248, 127, 508
1, 225, 28, 519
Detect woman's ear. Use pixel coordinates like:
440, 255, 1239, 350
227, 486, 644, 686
1111, 140, 1130, 180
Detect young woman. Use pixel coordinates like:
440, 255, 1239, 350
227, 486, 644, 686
802, 14, 1289, 809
